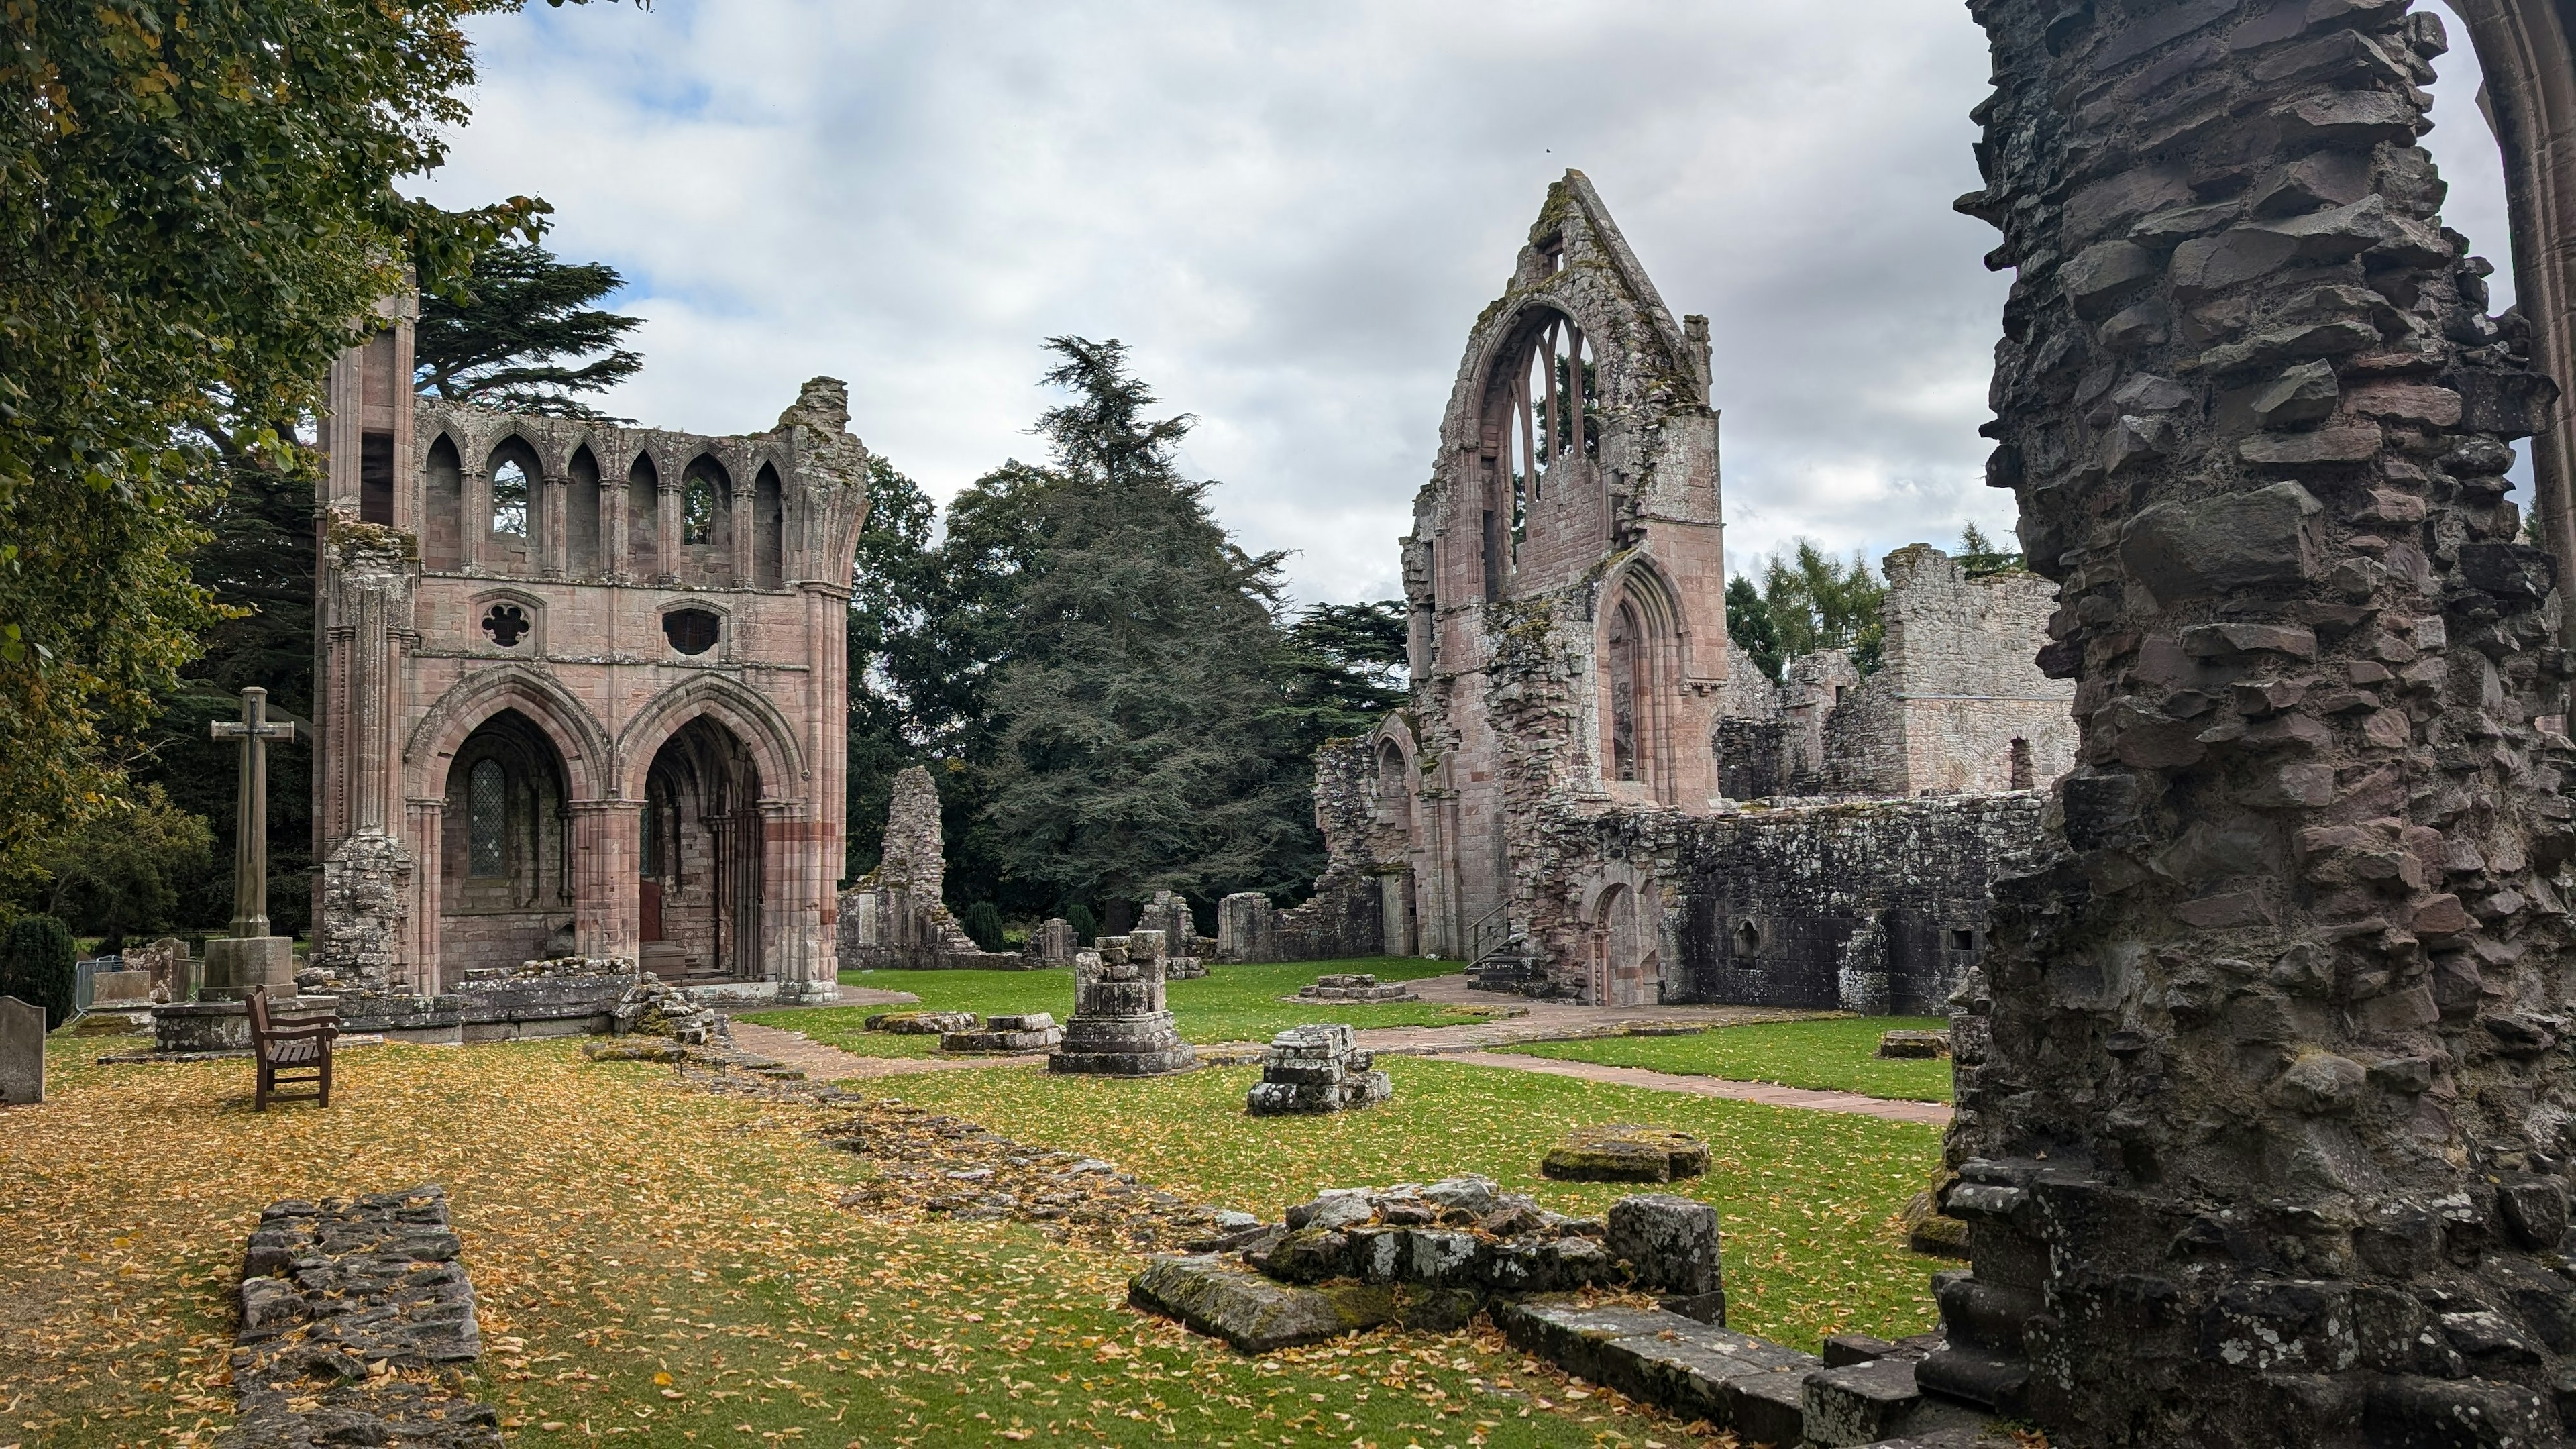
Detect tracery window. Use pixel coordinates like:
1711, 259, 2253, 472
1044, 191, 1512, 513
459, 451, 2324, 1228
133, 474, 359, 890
468, 759, 508, 877
1485, 311, 1597, 592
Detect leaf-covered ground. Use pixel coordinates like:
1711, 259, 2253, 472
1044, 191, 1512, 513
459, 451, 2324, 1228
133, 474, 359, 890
1500, 1018, 1956, 1104
879, 1057, 1944, 1350
763, 959, 1497, 1057
3, 1034, 1813, 1448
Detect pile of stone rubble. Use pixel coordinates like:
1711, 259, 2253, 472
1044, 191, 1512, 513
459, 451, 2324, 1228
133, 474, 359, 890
612, 973, 727, 1044
227, 1185, 499, 1448
1295, 973, 1416, 1002
1128, 1177, 1727, 1348
865, 1009, 977, 1034
1245, 1023, 1391, 1114
940, 1012, 1064, 1053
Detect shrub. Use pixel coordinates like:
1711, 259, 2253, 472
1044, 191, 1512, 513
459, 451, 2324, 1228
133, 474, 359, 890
0, 914, 78, 1029
959, 901, 1008, 953
1065, 903, 1097, 947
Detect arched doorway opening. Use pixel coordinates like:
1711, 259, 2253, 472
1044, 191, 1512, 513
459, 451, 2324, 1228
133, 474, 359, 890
1593, 882, 1658, 1008
439, 709, 574, 975
638, 716, 764, 983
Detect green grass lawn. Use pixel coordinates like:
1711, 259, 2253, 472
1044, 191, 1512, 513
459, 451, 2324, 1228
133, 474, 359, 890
7, 1034, 1748, 1448
880, 1056, 1944, 1352
1501, 1016, 1956, 1103
757, 957, 1498, 1057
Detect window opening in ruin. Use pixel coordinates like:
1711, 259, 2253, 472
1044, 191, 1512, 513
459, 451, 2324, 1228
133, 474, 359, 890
663, 608, 720, 656
359, 431, 394, 525
628, 454, 660, 573
639, 789, 661, 879
468, 759, 507, 877
682, 457, 728, 547
1733, 918, 1760, 955
753, 463, 785, 586
1491, 311, 1598, 564
1609, 602, 1640, 782
491, 458, 531, 539
480, 603, 531, 648
568, 445, 601, 573
2008, 736, 2034, 790
1950, 928, 1976, 952
425, 436, 463, 570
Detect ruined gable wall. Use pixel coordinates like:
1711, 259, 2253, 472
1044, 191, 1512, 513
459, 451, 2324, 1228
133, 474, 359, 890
1937, 0, 2576, 1442
1823, 546, 2077, 796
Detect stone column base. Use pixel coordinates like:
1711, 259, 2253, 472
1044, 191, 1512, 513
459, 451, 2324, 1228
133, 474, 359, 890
201, 936, 297, 1000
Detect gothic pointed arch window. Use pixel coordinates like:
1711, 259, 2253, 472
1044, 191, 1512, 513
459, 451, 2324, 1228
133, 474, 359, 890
1481, 309, 1597, 596
1599, 570, 1676, 800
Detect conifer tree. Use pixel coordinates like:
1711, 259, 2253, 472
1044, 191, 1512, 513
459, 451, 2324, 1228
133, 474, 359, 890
413, 235, 644, 419
977, 338, 1316, 912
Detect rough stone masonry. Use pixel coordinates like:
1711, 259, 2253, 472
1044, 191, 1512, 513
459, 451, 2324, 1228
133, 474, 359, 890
1933, 1, 2576, 1444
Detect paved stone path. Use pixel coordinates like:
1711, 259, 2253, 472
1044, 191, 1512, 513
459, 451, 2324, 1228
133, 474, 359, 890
727, 975, 1952, 1125
1438, 1050, 1952, 1126
728, 1020, 1042, 1081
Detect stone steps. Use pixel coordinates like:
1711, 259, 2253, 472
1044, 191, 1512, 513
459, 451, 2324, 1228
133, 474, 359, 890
1497, 1301, 1994, 1448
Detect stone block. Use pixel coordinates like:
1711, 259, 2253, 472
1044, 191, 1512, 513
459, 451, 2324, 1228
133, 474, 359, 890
1128, 1255, 1393, 1354
1543, 1126, 1711, 1183
865, 1010, 977, 1034
89, 969, 154, 1008
2363, 1374, 2552, 1448
1608, 1193, 1723, 1300
0, 996, 43, 1104
1804, 1356, 1927, 1446
202, 936, 296, 1000
1876, 1029, 1951, 1059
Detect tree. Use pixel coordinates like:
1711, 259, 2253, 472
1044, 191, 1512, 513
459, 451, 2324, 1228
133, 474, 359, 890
0, 915, 78, 1029
977, 338, 1318, 913
413, 234, 645, 418
0, 0, 555, 882
1759, 541, 1886, 674
1269, 600, 1409, 757
1725, 575, 1785, 683
17, 785, 213, 952
1955, 521, 2025, 578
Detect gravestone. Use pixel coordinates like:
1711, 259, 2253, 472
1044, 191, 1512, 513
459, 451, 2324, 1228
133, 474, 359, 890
1050, 942, 1197, 1075
0, 995, 44, 1104
89, 965, 155, 1009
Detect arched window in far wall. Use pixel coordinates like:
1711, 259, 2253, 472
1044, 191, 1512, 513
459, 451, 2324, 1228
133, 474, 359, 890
492, 458, 531, 538
468, 759, 508, 877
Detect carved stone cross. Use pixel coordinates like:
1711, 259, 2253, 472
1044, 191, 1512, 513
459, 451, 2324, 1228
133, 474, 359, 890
210, 687, 297, 938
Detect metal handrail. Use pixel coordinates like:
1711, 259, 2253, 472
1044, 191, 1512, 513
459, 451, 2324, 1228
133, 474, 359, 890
1466, 906, 1511, 965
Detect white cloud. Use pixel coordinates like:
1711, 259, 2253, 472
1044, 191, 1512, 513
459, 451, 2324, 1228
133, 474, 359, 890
423, 0, 2520, 602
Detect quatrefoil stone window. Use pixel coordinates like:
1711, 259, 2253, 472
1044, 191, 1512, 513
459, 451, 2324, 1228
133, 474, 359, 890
480, 603, 532, 649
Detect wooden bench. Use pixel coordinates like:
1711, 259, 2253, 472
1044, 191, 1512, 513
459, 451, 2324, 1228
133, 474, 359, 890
249, 991, 338, 1110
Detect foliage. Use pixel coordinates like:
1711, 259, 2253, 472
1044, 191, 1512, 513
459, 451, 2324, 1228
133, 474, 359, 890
0, 0, 558, 881
6, 1040, 1701, 1447
0, 914, 76, 1028
976, 338, 1321, 912
1506, 1016, 1957, 1103
1725, 574, 1785, 683
133, 453, 319, 936
1269, 599, 1409, 753
957, 900, 1007, 953
413, 233, 644, 419
771, 958, 1488, 1058
890, 1055, 1945, 1352
1065, 902, 1098, 945
1758, 540, 1887, 675
1955, 521, 2026, 578
11, 784, 213, 952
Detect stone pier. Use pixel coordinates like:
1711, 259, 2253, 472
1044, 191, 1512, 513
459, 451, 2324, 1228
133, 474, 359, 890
1049, 936, 1197, 1076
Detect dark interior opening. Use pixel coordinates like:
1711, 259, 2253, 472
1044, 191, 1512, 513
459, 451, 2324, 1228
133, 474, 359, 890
360, 431, 395, 525
663, 608, 720, 656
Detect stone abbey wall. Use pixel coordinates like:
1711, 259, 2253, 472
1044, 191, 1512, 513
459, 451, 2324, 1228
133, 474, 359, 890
307, 305, 869, 1007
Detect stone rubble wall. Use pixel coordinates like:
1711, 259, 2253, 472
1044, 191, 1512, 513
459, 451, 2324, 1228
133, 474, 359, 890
1506, 792, 2052, 1008
1937, 0, 2576, 1443
223, 1185, 497, 1449
838, 764, 1030, 971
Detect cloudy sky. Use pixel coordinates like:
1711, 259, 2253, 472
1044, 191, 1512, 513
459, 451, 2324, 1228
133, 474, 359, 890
423, 1, 2516, 606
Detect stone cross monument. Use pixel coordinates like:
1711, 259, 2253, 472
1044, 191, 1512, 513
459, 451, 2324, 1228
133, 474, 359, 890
203, 687, 299, 999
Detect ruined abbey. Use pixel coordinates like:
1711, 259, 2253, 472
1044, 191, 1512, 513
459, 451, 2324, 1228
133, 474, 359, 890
1223, 174, 2078, 1019
299, 299, 867, 1028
